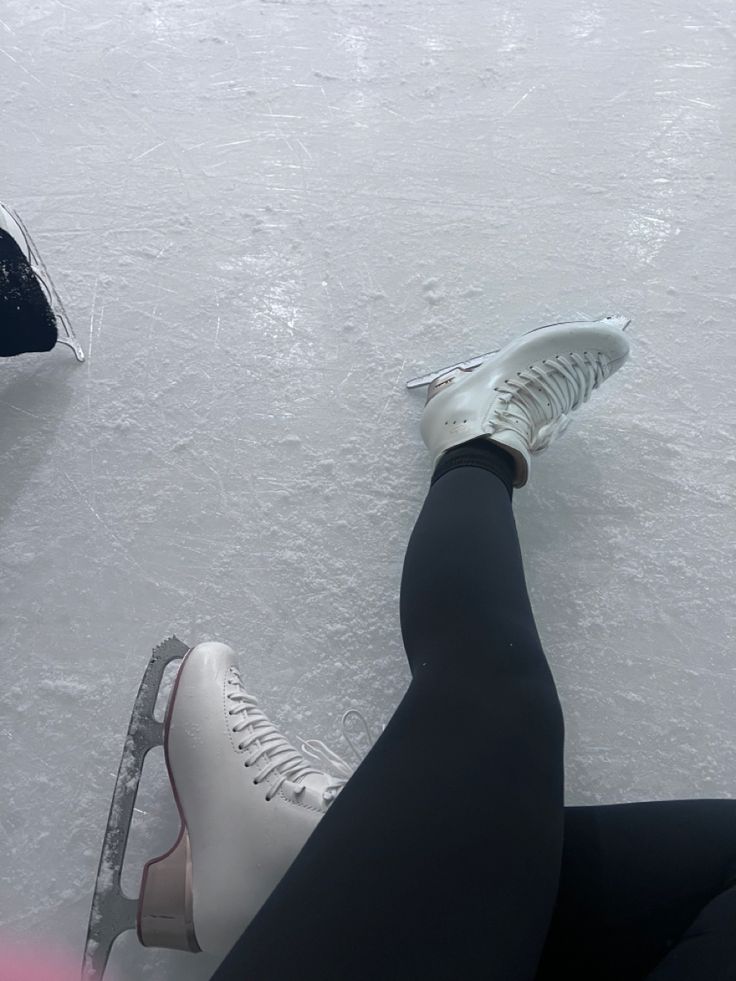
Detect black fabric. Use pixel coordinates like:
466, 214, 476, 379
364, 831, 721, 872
645, 881, 736, 980
210, 452, 736, 980
431, 435, 516, 499
538, 800, 736, 980
0, 228, 57, 356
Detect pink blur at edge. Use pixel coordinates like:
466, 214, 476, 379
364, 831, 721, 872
0, 938, 124, 981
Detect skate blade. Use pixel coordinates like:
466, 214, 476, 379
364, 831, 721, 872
4, 204, 86, 363
405, 350, 500, 389
80, 636, 190, 981
404, 315, 631, 390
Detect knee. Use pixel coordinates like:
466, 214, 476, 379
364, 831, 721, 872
414, 655, 565, 751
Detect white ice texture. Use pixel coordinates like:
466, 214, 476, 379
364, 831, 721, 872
1, 0, 735, 978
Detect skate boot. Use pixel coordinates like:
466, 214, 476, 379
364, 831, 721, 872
137, 641, 354, 955
0, 200, 84, 361
416, 315, 631, 488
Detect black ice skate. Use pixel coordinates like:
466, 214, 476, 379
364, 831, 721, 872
0, 200, 84, 361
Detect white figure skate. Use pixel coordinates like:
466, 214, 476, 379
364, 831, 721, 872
82, 637, 364, 980
407, 315, 631, 488
0, 200, 85, 362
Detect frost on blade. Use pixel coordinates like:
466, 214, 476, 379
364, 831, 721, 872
121, 736, 143, 794
96, 855, 116, 895
82, 638, 189, 980
107, 736, 140, 827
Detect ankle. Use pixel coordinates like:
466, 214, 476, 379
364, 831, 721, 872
431, 438, 515, 498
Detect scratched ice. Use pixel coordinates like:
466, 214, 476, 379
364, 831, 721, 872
1, 1, 734, 980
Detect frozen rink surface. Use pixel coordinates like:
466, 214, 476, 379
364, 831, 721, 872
1, 0, 735, 976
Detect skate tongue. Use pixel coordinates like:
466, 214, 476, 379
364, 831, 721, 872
298, 737, 355, 784
299, 770, 339, 795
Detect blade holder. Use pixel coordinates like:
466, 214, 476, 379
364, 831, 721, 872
81, 636, 190, 981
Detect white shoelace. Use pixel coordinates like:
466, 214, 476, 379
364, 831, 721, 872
228, 670, 375, 804
299, 709, 378, 802
494, 352, 611, 451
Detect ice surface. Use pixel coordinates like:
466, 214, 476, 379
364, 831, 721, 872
1, 0, 735, 978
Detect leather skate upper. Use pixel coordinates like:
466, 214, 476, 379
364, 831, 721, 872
165, 641, 345, 953
420, 317, 631, 481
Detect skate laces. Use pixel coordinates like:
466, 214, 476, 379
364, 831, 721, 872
298, 709, 379, 802
494, 352, 610, 451
227, 670, 373, 805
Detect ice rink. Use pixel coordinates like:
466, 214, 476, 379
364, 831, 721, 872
1, 0, 735, 977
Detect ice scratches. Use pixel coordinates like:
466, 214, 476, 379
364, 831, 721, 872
87, 260, 102, 364
505, 85, 537, 116
0, 399, 43, 420
0, 45, 44, 87
132, 141, 166, 162
626, 211, 679, 265
60, 470, 181, 594
38, 677, 90, 697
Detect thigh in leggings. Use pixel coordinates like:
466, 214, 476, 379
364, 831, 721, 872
211, 443, 565, 980
537, 800, 736, 980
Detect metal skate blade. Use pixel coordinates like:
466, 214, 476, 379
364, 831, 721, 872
4, 204, 86, 363
405, 350, 500, 390
81, 636, 190, 981
54, 315, 86, 363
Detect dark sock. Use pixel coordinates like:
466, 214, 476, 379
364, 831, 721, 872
0, 229, 58, 357
430, 436, 516, 499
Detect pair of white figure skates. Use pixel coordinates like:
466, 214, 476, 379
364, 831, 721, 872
82, 314, 631, 978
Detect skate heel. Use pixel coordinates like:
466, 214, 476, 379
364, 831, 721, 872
137, 826, 200, 952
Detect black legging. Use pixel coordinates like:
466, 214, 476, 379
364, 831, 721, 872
211, 438, 736, 980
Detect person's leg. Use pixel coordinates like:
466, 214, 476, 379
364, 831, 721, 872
211, 439, 565, 981
646, 880, 736, 980
536, 799, 736, 980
